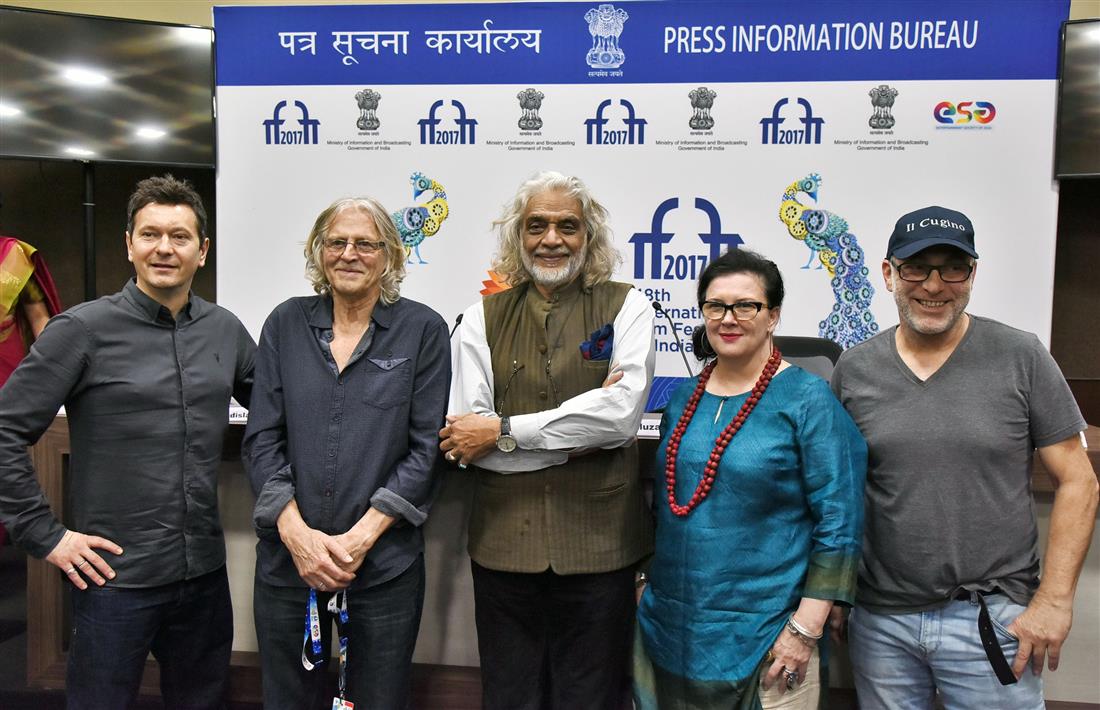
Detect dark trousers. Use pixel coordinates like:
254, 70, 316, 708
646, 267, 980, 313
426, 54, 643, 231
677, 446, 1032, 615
471, 561, 635, 710
253, 555, 425, 710
66, 566, 232, 710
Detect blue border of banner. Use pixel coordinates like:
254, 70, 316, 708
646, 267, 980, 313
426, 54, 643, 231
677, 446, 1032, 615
214, 0, 1068, 87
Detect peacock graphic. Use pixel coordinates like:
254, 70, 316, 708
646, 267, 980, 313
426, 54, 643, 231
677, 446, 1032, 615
391, 172, 450, 264
778, 173, 879, 349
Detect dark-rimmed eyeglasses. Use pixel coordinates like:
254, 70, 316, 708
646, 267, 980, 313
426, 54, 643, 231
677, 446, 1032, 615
700, 300, 767, 322
323, 238, 385, 255
892, 261, 974, 283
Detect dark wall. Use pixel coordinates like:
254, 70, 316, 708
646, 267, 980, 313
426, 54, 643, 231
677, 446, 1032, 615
1050, 179, 1100, 425
0, 158, 216, 310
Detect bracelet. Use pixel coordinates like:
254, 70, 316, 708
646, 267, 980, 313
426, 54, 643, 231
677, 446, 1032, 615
785, 615, 823, 647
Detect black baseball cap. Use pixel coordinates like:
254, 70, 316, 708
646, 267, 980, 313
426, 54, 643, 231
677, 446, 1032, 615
887, 206, 978, 260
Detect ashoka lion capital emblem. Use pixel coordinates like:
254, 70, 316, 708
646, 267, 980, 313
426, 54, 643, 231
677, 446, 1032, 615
517, 88, 544, 131
689, 87, 717, 130
868, 84, 898, 130
585, 4, 629, 69
355, 88, 381, 131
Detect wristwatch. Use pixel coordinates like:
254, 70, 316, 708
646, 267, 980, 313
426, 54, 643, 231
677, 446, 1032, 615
496, 416, 517, 452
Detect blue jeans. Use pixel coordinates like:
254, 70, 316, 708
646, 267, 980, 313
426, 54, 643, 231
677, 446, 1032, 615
66, 566, 232, 710
849, 596, 1044, 710
253, 555, 425, 710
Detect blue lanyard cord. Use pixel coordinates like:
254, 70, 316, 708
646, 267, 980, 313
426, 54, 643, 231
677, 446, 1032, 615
301, 588, 326, 670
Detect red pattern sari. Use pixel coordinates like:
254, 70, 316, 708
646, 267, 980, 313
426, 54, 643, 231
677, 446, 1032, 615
0, 237, 62, 545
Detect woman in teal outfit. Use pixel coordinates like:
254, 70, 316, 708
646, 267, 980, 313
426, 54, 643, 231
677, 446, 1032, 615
635, 248, 867, 709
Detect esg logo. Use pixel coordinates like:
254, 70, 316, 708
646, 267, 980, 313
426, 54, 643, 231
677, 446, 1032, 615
934, 101, 995, 124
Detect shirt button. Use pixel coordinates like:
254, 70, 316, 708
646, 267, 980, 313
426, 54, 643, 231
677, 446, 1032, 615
538, 344, 547, 354
538, 391, 547, 399
324, 489, 332, 497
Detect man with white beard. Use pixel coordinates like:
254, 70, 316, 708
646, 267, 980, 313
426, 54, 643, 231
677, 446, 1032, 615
440, 171, 655, 710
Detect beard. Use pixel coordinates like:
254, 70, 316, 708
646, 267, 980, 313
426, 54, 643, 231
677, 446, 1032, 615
522, 243, 587, 290
891, 272, 969, 336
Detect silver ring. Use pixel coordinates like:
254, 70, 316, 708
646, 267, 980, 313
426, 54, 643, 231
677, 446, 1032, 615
458, 463, 468, 470
783, 668, 799, 690
318, 582, 326, 591
65, 567, 77, 575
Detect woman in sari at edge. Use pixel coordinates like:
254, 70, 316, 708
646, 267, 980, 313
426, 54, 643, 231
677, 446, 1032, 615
0, 236, 61, 546
634, 248, 866, 709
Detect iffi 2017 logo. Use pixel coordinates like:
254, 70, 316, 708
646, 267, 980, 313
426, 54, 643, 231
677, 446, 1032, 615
263, 100, 320, 145
585, 99, 647, 145
418, 100, 478, 145
760, 98, 824, 145
934, 101, 995, 125
629, 197, 743, 281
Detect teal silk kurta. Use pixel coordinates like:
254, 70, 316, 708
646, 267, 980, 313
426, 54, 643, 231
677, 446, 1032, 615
638, 366, 867, 684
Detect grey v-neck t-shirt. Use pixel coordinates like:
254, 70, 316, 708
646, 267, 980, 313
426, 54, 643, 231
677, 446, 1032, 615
831, 315, 1085, 612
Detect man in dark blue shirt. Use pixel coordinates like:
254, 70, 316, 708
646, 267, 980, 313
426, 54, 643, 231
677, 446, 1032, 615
0, 175, 255, 709
244, 196, 449, 710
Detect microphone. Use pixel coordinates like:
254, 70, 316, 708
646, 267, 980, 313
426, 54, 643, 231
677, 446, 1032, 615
449, 312, 464, 339
651, 301, 694, 377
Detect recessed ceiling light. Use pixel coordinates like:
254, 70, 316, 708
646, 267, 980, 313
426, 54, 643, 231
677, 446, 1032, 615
0, 103, 22, 118
64, 146, 95, 157
61, 66, 109, 87
135, 126, 167, 140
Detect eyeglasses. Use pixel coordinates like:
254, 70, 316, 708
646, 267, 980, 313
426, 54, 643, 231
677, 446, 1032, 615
892, 261, 974, 283
700, 300, 767, 321
323, 238, 385, 255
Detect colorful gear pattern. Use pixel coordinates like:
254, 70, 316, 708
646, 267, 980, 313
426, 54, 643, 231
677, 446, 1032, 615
391, 172, 450, 264
778, 173, 879, 349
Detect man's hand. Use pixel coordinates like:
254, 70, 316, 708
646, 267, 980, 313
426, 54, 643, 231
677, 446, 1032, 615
439, 413, 500, 467
45, 529, 123, 590
333, 508, 396, 575
1007, 591, 1073, 677
278, 501, 355, 591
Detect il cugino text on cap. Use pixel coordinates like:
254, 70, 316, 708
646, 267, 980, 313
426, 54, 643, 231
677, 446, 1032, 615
887, 205, 978, 260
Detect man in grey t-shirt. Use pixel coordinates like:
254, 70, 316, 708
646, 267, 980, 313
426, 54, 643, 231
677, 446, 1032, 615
830, 205, 1097, 709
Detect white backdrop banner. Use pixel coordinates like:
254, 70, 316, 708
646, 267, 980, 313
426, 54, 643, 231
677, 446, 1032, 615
214, 0, 1067, 410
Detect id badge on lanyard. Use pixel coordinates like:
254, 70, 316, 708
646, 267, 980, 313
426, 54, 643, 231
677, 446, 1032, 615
301, 588, 354, 709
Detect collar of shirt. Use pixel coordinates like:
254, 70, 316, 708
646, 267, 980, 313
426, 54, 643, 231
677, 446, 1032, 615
305, 294, 396, 331
122, 278, 198, 326
307, 295, 397, 375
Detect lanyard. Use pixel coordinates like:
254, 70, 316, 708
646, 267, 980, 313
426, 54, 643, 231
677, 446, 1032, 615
301, 588, 325, 670
301, 589, 353, 705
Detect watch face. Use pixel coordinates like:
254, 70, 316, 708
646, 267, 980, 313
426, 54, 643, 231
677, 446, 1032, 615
496, 435, 517, 453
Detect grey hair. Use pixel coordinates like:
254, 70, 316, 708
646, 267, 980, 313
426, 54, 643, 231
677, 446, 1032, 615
491, 171, 621, 287
303, 197, 406, 305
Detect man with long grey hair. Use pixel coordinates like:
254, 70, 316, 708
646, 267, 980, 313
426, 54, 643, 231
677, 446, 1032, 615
440, 171, 655, 709
245, 196, 450, 709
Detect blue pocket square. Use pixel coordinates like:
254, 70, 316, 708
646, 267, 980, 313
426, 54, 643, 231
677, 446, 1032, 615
580, 324, 614, 361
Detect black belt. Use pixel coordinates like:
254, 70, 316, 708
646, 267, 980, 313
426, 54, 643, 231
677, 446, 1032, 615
954, 589, 1017, 686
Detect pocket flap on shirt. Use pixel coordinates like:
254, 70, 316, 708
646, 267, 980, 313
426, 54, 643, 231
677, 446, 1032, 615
368, 357, 409, 371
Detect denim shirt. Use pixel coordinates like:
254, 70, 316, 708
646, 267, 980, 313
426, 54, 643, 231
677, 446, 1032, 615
244, 295, 450, 589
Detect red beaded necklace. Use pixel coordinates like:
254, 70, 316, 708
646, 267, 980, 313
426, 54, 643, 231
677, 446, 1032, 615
665, 346, 782, 517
